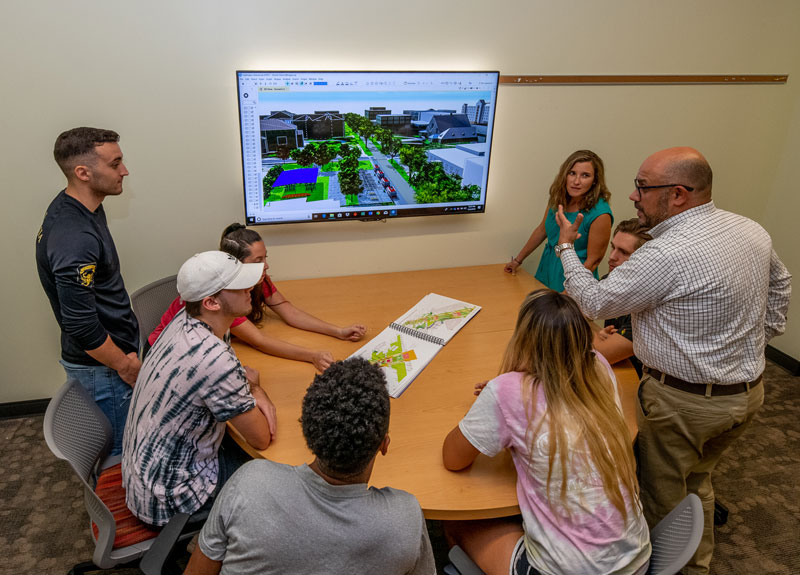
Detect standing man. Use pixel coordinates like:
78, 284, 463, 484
123, 251, 276, 527
554, 147, 791, 574
36, 127, 140, 455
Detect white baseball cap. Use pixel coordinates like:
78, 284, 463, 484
177, 251, 263, 302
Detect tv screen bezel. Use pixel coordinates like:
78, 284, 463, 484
236, 70, 500, 226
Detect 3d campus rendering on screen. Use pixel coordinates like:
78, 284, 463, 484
236, 71, 499, 225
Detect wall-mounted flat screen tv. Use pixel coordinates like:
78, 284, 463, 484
236, 71, 499, 225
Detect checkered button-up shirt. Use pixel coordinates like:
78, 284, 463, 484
562, 202, 791, 384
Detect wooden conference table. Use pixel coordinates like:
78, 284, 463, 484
230, 264, 640, 520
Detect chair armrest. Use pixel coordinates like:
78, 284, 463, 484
448, 545, 485, 575
139, 512, 191, 575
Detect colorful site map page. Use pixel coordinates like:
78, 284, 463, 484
395, 293, 481, 344
349, 326, 440, 398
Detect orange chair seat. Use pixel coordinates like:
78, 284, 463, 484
91, 463, 160, 549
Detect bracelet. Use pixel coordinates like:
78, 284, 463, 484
512, 257, 521, 265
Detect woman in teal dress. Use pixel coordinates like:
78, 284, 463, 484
505, 150, 613, 291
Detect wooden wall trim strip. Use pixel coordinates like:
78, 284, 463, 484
499, 74, 788, 85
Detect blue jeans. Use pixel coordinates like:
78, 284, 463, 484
60, 360, 133, 456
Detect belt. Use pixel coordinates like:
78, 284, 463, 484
642, 366, 762, 397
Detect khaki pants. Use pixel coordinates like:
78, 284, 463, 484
636, 373, 764, 575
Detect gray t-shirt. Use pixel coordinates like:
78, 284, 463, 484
199, 460, 436, 575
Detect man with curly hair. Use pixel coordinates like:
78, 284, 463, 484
185, 357, 436, 575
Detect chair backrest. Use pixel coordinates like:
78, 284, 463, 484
647, 493, 704, 575
43, 379, 112, 481
130, 274, 178, 356
44, 379, 121, 567
44, 379, 201, 572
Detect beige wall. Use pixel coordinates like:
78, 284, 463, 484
1, 0, 798, 402
762, 85, 800, 360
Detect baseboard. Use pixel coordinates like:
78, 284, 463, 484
766, 345, 800, 376
0, 398, 50, 420
0, 346, 795, 418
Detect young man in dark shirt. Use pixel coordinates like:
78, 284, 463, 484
592, 218, 652, 376
36, 127, 140, 454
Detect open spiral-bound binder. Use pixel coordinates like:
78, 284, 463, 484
350, 293, 481, 397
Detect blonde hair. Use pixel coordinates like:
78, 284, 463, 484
500, 289, 638, 520
546, 150, 611, 212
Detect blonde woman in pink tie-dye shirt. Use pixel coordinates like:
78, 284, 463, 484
442, 290, 650, 575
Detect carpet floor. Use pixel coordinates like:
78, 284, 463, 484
1, 360, 797, 574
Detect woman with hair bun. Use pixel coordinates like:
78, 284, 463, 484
149, 223, 366, 371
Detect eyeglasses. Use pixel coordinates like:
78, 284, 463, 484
633, 179, 694, 196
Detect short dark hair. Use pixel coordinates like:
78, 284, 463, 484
184, 299, 204, 317
53, 127, 120, 177
184, 289, 221, 317
300, 358, 390, 477
613, 218, 652, 250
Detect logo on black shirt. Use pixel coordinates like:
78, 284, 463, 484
78, 263, 97, 287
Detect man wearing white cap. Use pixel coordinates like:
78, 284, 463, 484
122, 251, 277, 526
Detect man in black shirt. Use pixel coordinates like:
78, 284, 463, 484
36, 127, 140, 455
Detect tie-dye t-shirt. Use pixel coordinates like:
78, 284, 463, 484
458, 361, 650, 574
122, 309, 256, 526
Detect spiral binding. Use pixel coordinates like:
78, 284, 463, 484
389, 322, 445, 346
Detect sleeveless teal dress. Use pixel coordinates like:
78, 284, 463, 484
534, 198, 613, 292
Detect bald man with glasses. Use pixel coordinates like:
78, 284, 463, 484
553, 147, 791, 574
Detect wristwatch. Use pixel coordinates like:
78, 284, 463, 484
554, 243, 574, 258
